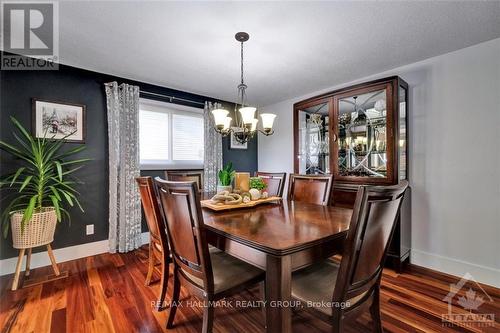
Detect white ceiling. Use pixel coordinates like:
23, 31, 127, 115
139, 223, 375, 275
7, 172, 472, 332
56, 1, 500, 106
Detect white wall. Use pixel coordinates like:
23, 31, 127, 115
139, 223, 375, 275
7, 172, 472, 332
259, 38, 500, 287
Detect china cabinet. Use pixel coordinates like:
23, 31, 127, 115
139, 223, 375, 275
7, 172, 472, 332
293, 76, 410, 271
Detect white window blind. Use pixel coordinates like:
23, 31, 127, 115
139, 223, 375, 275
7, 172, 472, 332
139, 99, 204, 169
139, 110, 169, 163
173, 114, 204, 161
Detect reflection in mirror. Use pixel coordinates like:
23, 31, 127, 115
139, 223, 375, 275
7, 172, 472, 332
298, 102, 330, 174
337, 88, 388, 178
399, 86, 407, 180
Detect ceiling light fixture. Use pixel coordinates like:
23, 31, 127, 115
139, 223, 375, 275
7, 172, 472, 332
212, 32, 276, 143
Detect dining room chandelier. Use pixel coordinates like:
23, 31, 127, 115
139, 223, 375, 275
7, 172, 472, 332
211, 32, 276, 144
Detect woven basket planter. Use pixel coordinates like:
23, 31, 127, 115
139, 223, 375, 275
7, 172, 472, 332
11, 207, 57, 249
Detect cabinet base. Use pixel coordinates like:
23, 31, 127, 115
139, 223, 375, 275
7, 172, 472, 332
386, 252, 410, 274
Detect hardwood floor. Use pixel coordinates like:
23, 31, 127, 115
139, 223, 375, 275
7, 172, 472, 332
0, 246, 498, 333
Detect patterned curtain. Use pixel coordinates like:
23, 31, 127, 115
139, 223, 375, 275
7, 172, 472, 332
105, 82, 142, 253
203, 102, 223, 192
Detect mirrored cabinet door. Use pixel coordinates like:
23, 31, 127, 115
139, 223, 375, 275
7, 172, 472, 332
296, 99, 331, 174
333, 83, 394, 183
294, 76, 408, 185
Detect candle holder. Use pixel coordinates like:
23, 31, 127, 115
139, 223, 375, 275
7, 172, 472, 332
234, 172, 250, 193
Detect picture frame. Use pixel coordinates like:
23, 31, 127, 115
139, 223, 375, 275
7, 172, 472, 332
229, 127, 248, 150
32, 98, 86, 143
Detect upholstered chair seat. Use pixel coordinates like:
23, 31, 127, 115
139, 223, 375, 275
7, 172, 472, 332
292, 261, 367, 316
182, 247, 264, 293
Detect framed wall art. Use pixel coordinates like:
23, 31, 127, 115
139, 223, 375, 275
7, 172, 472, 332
229, 127, 248, 150
32, 98, 86, 143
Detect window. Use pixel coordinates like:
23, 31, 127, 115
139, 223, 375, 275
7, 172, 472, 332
172, 114, 204, 160
139, 110, 169, 162
139, 99, 204, 169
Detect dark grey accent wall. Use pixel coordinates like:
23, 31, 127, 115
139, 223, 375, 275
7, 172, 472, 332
223, 135, 258, 172
0, 54, 257, 259
222, 107, 258, 173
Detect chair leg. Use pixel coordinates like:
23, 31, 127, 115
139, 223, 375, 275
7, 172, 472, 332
332, 310, 344, 333
202, 300, 214, 333
11, 249, 25, 291
166, 269, 180, 328
370, 286, 384, 333
25, 248, 32, 277
157, 261, 169, 311
259, 281, 266, 327
47, 244, 60, 276
145, 242, 154, 286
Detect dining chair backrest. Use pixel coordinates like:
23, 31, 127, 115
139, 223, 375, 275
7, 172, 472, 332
333, 180, 408, 306
287, 174, 333, 206
255, 172, 287, 197
136, 176, 168, 251
164, 169, 204, 192
154, 178, 214, 292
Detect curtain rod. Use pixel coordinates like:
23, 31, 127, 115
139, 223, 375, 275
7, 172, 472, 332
140, 90, 206, 106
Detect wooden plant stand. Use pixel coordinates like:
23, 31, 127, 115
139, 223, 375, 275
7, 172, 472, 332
11, 243, 60, 291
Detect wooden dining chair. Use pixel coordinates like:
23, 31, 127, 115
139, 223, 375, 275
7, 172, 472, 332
255, 171, 287, 197
136, 176, 170, 310
287, 174, 333, 205
164, 169, 204, 192
154, 178, 265, 333
290, 180, 409, 332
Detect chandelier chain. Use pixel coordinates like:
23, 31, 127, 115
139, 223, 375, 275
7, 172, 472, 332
240, 41, 244, 85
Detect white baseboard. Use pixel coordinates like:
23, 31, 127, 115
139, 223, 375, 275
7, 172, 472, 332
411, 249, 500, 288
0, 232, 150, 277
2, 238, 498, 288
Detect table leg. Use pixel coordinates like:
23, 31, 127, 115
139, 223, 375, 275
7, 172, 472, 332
265, 254, 292, 333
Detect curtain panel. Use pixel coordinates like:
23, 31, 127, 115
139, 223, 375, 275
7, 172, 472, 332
105, 82, 142, 253
203, 102, 223, 192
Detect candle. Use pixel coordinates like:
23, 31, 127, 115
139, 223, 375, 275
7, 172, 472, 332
234, 172, 250, 192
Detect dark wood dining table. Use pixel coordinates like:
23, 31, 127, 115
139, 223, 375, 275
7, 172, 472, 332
201, 196, 352, 333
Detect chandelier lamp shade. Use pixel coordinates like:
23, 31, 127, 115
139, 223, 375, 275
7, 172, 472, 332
212, 32, 276, 144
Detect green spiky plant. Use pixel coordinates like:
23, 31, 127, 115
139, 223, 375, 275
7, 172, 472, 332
218, 162, 235, 186
0, 117, 90, 238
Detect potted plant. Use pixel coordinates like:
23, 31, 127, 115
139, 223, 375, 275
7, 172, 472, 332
0, 117, 89, 290
249, 177, 267, 191
217, 162, 235, 193
249, 177, 268, 200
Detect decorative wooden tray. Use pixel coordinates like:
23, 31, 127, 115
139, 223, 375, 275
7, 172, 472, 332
201, 196, 282, 211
